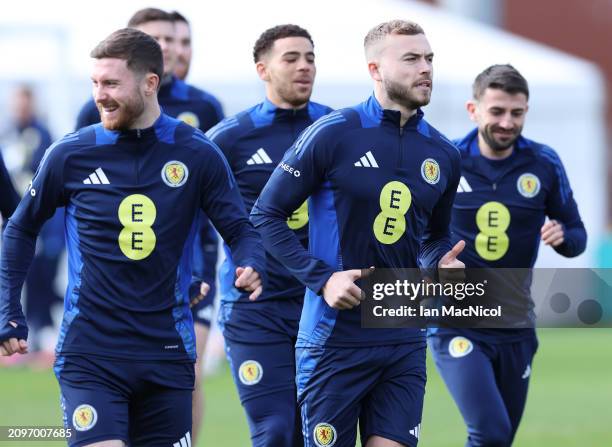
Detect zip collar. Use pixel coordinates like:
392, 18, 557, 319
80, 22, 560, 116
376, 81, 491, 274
361, 94, 425, 130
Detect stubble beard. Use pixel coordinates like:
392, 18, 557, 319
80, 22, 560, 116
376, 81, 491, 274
384, 78, 431, 111
277, 82, 312, 109
481, 124, 522, 152
99, 91, 145, 131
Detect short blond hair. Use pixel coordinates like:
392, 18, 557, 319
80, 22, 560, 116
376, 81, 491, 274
364, 20, 424, 56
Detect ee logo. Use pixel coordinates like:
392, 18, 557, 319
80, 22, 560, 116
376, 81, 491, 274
373, 181, 412, 244
475, 201, 510, 261
118, 194, 157, 260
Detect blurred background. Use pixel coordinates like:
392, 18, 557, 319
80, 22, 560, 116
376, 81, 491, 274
0, 1, 611, 446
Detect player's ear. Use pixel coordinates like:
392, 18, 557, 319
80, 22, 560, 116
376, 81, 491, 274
255, 61, 270, 82
466, 100, 478, 122
143, 73, 159, 96
367, 61, 382, 82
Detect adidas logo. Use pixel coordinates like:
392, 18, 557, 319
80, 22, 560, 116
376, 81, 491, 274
409, 423, 421, 439
246, 148, 273, 165
83, 167, 110, 185
173, 431, 192, 447
354, 150, 379, 168
457, 176, 472, 193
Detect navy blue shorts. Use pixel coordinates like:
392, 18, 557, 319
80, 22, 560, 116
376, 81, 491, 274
428, 333, 538, 446
221, 301, 303, 446
296, 342, 426, 447
54, 355, 194, 447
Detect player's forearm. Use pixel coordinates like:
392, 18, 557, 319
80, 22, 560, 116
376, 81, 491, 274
250, 212, 335, 294
419, 232, 452, 269
0, 221, 36, 340
554, 224, 587, 258
225, 221, 267, 281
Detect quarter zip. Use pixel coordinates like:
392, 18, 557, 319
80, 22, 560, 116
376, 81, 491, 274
291, 109, 297, 140
398, 126, 404, 167
134, 152, 140, 185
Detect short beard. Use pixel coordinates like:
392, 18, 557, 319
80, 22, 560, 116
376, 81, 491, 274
481, 124, 521, 152
384, 78, 431, 110
99, 91, 145, 131
277, 84, 312, 109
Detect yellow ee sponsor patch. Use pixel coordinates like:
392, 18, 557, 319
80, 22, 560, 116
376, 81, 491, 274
449, 336, 473, 358
72, 404, 98, 431
313, 423, 337, 446
118, 194, 157, 261
239, 360, 263, 385
475, 201, 510, 261
373, 181, 412, 245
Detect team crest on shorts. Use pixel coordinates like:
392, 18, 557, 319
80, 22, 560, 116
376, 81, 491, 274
162, 161, 188, 188
72, 404, 98, 431
313, 422, 337, 446
238, 360, 263, 385
177, 111, 200, 129
516, 173, 540, 198
449, 336, 473, 358
421, 158, 440, 184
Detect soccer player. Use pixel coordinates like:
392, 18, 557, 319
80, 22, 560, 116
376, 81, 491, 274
206, 24, 332, 446
170, 11, 192, 81
251, 20, 463, 447
0, 28, 264, 447
76, 11, 224, 440
427, 64, 587, 446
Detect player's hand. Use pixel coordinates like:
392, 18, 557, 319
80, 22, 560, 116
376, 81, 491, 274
321, 268, 374, 310
541, 219, 564, 247
0, 321, 28, 356
438, 240, 466, 283
189, 282, 211, 308
235, 266, 262, 301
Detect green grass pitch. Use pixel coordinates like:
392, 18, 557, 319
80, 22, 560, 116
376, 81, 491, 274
0, 329, 610, 446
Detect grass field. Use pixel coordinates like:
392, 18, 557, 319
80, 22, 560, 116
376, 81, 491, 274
1, 329, 611, 446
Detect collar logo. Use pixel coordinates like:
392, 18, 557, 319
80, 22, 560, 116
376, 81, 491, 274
162, 161, 188, 188
177, 111, 200, 129
72, 404, 98, 431
313, 423, 337, 446
421, 158, 440, 184
517, 173, 540, 198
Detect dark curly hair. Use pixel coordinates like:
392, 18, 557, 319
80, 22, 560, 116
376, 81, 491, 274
253, 24, 313, 63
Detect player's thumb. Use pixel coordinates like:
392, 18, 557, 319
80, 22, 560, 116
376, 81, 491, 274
441, 240, 465, 265
346, 267, 376, 283
451, 240, 466, 257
